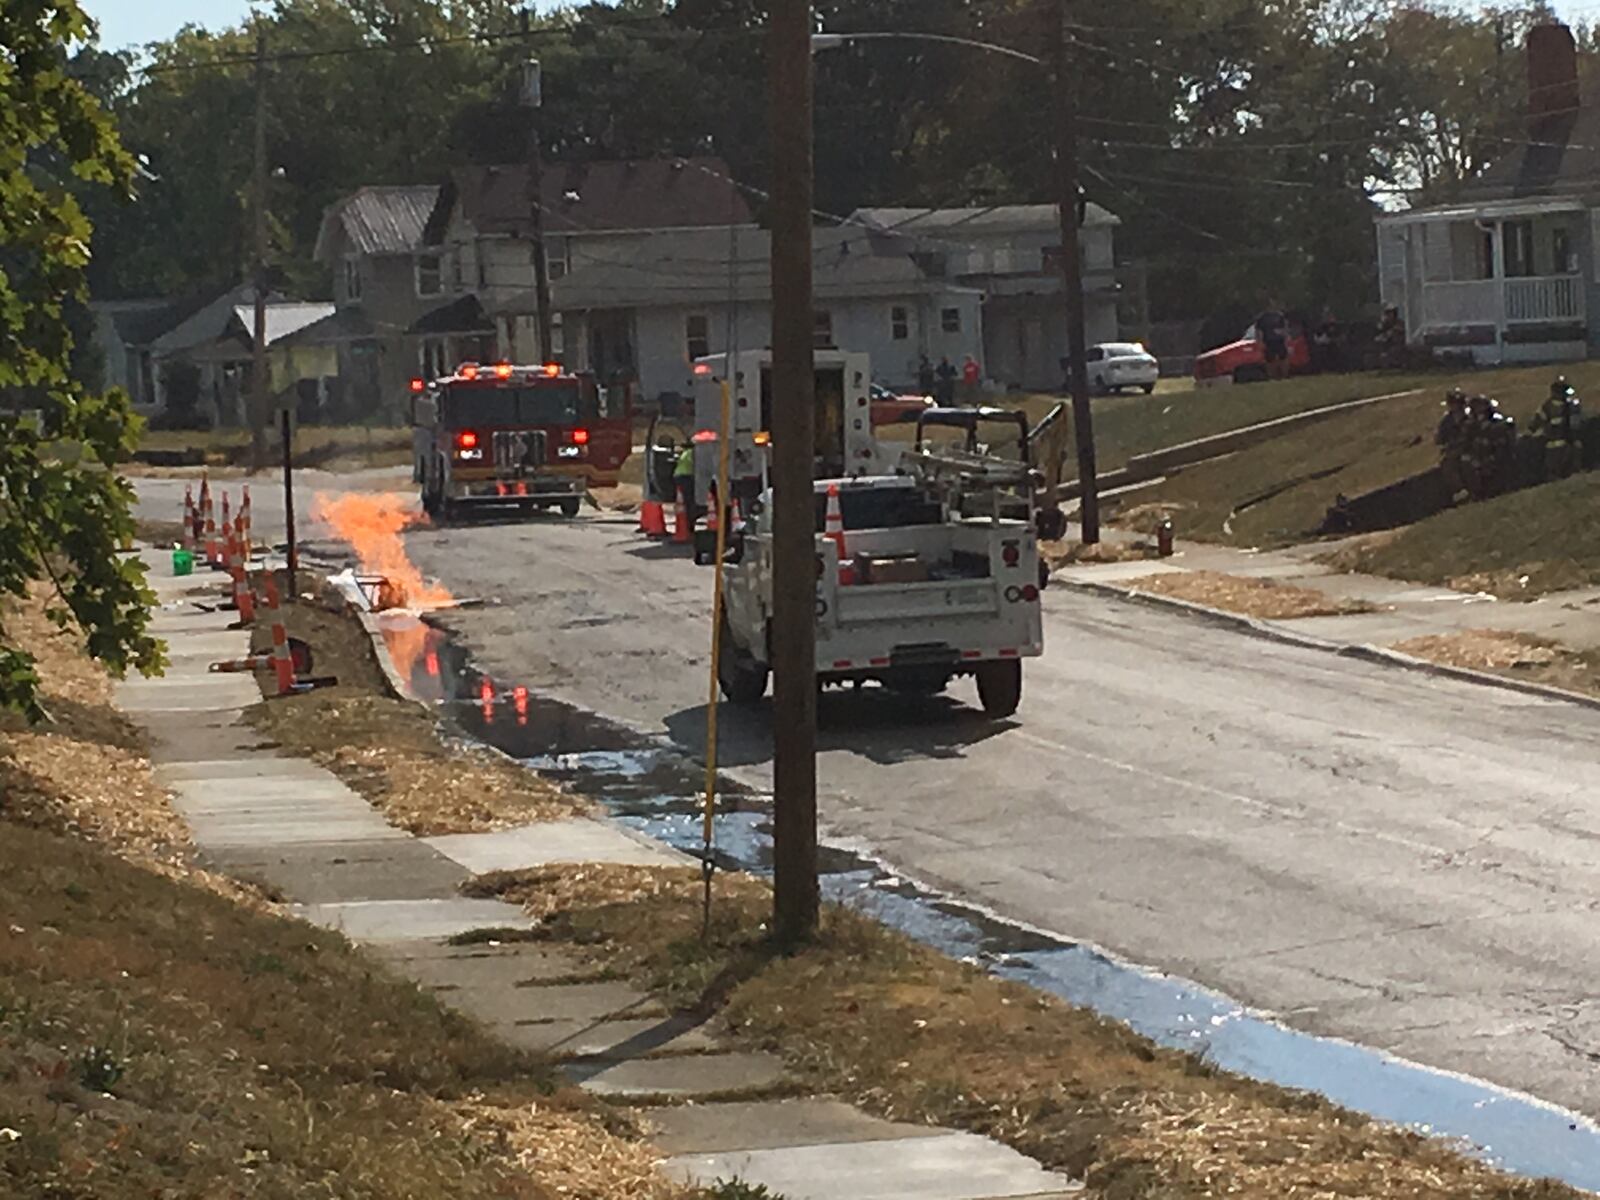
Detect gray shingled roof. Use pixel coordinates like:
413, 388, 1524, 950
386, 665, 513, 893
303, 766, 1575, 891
852, 203, 1119, 235
490, 226, 978, 314
315, 186, 440, 262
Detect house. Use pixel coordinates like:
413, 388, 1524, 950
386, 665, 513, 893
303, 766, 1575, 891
850, 204, 1122, 391
1376, 23, 1596, 365
313, 159, 757, 415
488, 224, 986, 406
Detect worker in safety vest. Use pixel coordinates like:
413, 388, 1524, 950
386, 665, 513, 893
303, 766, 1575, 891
674, 443, 696, 511
1531, 376, 1582, 481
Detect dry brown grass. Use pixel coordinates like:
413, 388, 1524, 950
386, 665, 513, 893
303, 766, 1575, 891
473, 862, 1578, 1200
1393, 629, 1561, 672
244, 597, 583, 836
1122, 569, 1378, 620
1042, 537, 1160, 569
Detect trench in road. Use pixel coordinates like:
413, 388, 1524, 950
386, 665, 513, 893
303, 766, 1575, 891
378, 611, 1600, 1192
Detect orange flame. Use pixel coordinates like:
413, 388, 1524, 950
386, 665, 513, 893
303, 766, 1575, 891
312, 492, 452, 610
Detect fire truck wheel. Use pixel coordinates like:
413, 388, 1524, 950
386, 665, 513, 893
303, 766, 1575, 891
975, 660, 1022, 719
559, 497, 581, 518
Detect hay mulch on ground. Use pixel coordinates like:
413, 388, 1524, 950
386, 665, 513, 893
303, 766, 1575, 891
473, 862, 1578, 1200
1393, 629, 1561, 672
1116, 500, 1198, 535
0, 586, 260, 907
1123, 569, 1377, 620
1041, 537, 1160, 570
593, 483, 644, 513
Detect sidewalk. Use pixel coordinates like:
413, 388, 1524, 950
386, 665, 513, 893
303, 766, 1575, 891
1054, 527, 1600, 694
120, 559, 1079, 1200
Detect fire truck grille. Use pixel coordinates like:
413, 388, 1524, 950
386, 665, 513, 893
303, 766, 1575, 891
493, 430, 547, 475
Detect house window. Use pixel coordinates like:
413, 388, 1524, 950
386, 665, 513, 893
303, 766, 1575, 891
420, 338, 449, 380
550, 313, 564, 359
1554, 227, 1576, 275
890, 306, 910, 340
343, 258, 362, 302
546, 239, 569, 281
814, 310, 833, 348
941, 307, 961, 334
416, 254, 443, 297
450, 249, 465, 293
686, 314, 711, 361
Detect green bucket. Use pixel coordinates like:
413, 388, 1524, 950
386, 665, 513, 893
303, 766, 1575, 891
171, 546, 194, 577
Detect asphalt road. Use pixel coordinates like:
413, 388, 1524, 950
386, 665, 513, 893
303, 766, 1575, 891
132, 475, 1600, 1121
400, 508, 1600, 1123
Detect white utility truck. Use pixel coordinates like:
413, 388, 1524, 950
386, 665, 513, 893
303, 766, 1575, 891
715, 408, 1046, 718
688, 349, 899, 510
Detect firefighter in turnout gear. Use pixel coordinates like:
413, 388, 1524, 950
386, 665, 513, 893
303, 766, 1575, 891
1531, 376, 1582, 481
1464, 395, 1517, 499
1436, 388, 1470, 498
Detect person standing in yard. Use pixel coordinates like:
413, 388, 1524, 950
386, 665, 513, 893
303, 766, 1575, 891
1255, 299, 1290, 381
1435, 388, 1469, 500
961, 355, 982, 404
935, 357, 957, 405
917, 355, 936, 397
1531, 376, 1583, 481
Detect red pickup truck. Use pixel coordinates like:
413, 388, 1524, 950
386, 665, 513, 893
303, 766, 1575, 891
1193, 324, 1312, 386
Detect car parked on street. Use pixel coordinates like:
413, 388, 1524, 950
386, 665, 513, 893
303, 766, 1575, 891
1193, 324, 1312, 386
1085, 343, 1160, 395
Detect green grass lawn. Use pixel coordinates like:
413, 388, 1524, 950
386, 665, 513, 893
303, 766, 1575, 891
138, 424, 413, 469
1125, 360, 1600, 548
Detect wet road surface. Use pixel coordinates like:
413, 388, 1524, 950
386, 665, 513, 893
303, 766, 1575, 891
403, 510, 1600, 1130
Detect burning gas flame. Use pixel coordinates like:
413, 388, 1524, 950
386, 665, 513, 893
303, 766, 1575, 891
313, 492, 453, 610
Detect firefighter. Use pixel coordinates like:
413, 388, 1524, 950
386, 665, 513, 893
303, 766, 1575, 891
1465, 395, 1516, 499
1530, 376, 1582, 481
1436, 388, 1469, 498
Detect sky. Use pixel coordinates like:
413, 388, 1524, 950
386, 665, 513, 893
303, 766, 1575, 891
77, 0, 1600, 52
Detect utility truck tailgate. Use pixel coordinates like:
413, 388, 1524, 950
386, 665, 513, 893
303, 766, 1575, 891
832, 578, 998, 624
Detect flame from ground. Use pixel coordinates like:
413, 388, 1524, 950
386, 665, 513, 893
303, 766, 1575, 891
312, 492, 453, 609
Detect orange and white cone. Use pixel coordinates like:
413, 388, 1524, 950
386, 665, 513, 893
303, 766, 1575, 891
824, 483, 855, 584
263, 577, 296, 696
239, 485, 252, 565
705, 482, 720, 535
672, 482, 692, 545
203, 487, 219, 568
181, 486, 196, 551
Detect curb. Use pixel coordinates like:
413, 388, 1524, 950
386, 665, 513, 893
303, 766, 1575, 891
1058, 577, 1600, 713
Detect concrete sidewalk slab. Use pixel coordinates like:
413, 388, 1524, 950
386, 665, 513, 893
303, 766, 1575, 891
456, 980, 659, 1026
156, 758, 330, 784
566, 1050, 787, 1098
116, 676, 259, 712
378, 943, 589, 989
203, 839, 468, 904
536, 1015, 723, 1060
291, 897, 529, 941
647, 1098, 947, 1155
661, 1131, 1078, 1199
425, 819, 689, 874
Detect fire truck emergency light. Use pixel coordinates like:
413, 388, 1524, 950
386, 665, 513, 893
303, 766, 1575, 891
493, 363, 514, 379
542, 363, 561, 376
409, 378, 425, 392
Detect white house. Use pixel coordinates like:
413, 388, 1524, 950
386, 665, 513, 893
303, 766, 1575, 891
1375, 23, 1596, 365
490, 224, 985, 406
850, 204, 1122, 391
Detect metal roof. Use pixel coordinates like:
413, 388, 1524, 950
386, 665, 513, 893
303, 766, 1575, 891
230, 302, 337, 347
315, 186, 440, 261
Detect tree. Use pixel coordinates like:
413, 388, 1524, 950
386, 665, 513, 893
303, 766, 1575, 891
0, 0, 164, 721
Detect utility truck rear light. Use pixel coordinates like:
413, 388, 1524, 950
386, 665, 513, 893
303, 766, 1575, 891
1002, 541, 1020, 568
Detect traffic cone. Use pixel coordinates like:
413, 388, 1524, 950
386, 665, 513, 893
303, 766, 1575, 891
824, 483, 855, 584
239, 485, 252, 565
181, 486, 196, 551
672, 482, 692, 545
230, 564, 256, 625
263, 576, 296, 696
203, 487, 219, 568
640, 497, 668, 538
704, 483, 720, 535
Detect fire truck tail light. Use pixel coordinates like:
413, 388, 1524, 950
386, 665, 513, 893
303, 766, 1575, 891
493, 362, 513, 379
409, 377, 425, 393
456, 430, 479, 450
571, 428, 590, 446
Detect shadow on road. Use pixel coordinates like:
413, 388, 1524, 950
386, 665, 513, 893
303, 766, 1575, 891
662, 686, 1015, 769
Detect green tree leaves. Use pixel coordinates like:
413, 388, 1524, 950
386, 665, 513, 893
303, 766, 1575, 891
0, 1, 163, 720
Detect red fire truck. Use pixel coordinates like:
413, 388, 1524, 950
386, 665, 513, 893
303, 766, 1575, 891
410, 363, 632, 519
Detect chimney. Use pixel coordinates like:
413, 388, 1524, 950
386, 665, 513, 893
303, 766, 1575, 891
1528, 23, 1580, 126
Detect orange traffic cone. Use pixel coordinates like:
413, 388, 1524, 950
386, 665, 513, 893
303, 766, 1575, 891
239, 485, 252, 565
640, 497, 668, 538
181, 486, 197, 551
672, 483, 692, 545
263, 577, 296, 696
705, 483, 720, 535
203, 487, 219, 568
825, 483, 855, 585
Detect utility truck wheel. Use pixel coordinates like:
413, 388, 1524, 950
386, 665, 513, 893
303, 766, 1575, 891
559, 497, 581, 518
717, 618, 769, 705
975, 660, 1022, 718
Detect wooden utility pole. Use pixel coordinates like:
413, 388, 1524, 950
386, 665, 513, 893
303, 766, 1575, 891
521, 53, 554, 362
1051, 0, 1099, 543
250, 27, 270, 471
768, 0, 820, 944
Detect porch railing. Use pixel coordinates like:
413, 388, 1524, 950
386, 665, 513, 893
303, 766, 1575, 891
1505, 275, 1584, 323
1419, 275, 1585, 330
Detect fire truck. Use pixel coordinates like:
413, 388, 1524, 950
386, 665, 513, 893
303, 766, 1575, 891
410, 363, 632, 519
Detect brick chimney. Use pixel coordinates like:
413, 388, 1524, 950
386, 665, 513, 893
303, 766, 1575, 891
1528, 23, 1580, 125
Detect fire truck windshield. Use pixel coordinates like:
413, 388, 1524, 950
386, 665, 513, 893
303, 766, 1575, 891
442, 380, 592, 428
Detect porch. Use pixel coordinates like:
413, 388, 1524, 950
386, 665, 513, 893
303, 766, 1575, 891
1378, 199, 1591, 365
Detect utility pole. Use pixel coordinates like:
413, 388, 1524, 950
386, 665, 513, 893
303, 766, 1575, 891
521, 50, 554, 362
250, 26, 270, 471
1051, 0, 1099, 544
768, 0, 820, 944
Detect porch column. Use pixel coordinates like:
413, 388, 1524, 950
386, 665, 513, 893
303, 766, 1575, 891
1493, 219, 1507, 361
